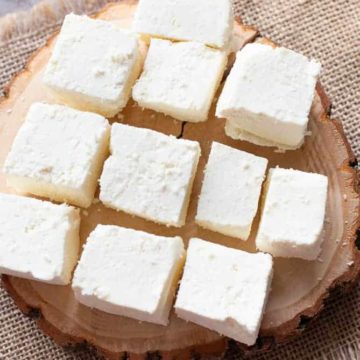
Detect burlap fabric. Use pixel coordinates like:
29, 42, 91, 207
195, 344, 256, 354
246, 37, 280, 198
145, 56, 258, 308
0, 0, 359, 359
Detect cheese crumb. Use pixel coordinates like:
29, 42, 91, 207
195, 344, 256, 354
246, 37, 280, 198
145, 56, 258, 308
116, 113, 125, 121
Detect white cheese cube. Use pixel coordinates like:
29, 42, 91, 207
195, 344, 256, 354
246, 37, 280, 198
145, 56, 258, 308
216, 43, 321, 148
196, 142, 268, 240
175, 238, 273, 346
0, 193, 80, 285
133, 0, 234, 49
3, 103, 110, 208
132, 39, 227, 122
256, 168, 328, 260
43, 14, 142, 117
99, 124, 200, 227
72, 225, 185, 325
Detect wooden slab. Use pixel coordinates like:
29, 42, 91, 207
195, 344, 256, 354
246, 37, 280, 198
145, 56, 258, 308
1, 1, 359, 358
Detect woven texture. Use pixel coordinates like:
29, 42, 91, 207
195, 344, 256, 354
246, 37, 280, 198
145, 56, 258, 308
0, 0, 359, 359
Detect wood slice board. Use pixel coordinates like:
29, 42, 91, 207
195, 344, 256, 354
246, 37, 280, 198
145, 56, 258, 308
0, 1, 359, 358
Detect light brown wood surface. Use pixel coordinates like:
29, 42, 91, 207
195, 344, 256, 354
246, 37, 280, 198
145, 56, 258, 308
1, 1, 359, 358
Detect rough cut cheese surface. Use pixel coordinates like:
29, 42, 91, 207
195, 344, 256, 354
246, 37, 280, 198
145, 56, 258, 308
43, 14, 142, 117
216, 43, 321, 148
133, 0, 234, 48
72, 225, 185, 325
99, 124, 200, 227
196, 142, 268, 240
0, 193, 80, 285
3, 102, 110, 208
256, 168, 328, 260
132, 39, 227, 122
175, 238, 273, 346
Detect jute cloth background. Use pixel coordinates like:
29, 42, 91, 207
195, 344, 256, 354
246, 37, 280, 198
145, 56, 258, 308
0, 0, 359, 359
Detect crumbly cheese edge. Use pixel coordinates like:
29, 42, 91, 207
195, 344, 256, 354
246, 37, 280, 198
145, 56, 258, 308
58, 207, 81, 284
151, 245, 186, 325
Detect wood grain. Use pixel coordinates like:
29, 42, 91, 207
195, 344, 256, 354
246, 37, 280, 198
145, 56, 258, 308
0, 1, 359, 358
